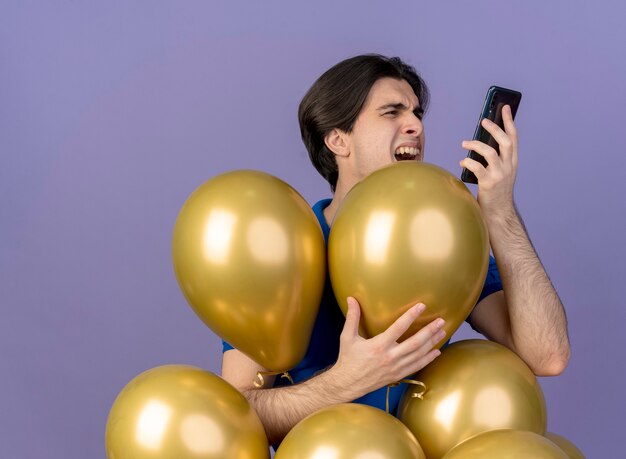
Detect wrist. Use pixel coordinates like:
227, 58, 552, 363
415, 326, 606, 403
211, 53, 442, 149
321, 363, 368, 401
482, 202, 517, 229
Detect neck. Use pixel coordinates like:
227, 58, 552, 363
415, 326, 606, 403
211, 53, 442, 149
323, 177, 354, 226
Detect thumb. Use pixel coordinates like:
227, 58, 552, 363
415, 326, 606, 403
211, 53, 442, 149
341, 297, 361, 339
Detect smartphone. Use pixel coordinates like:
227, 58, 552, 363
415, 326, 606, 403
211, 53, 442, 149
461, 86, 522, 184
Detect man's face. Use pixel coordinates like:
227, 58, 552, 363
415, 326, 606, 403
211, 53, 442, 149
341, 77, 425, 184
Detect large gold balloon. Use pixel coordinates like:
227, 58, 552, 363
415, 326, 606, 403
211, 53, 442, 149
442, 430, 568, 458
172, 170, 326, 371
328, 162, 489, 343
105, 365, 269, 458
398, 339, 547, 459
546, 432, 586, 459
275, 403, 426, 459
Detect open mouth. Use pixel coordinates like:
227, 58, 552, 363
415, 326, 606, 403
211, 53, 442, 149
394, 146, 421, 161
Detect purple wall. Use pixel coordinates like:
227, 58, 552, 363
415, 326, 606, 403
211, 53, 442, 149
1, 1, 623, 457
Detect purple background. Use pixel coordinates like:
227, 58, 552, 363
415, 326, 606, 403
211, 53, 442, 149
1, 1, 624, 457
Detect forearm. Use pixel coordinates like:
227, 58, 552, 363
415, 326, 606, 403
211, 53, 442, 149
485, 203, 570, 375
241, 366, 363, 445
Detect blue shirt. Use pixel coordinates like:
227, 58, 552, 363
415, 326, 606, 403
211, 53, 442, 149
223, 198, 503, 414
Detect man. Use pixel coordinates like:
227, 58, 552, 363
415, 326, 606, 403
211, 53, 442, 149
221, 54, 570, 446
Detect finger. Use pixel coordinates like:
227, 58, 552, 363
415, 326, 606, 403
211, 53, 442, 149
501, 105, 519, 167
481, 117, 514, 162
341, 297, 361, 339
396, 317, 446, 357
502, 105, 518, 139
460, 157, 488, 183
398, 348, 442, 377
379, 303, 426, 343
462, 140, 500, 167
480, 117, 507, 143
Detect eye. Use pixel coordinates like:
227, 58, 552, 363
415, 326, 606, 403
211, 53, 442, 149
383, 110, 399, 117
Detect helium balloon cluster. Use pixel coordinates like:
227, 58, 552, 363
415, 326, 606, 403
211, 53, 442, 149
395, 338, 583, 458
105, 164, 583, 458
106, 170, 327, 458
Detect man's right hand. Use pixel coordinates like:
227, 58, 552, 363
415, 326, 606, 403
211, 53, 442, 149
328, 296, 447, 396
221, 296, 446, 444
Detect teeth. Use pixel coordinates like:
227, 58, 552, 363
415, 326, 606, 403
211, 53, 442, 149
394, 146, 421, 161
395, 146, 420, 155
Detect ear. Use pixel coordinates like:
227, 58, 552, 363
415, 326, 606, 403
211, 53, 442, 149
324, 128, 350, 158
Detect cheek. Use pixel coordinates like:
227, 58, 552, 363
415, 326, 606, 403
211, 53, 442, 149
370, 126, 396, 147
352, 123, 397, 161
364, 137, 392, 162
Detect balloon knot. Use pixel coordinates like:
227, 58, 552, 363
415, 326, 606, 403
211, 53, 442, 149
253, 370, 294, 388
386, 379, 427, 413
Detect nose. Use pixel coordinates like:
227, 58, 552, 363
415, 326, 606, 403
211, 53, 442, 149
402, 112, 423, 137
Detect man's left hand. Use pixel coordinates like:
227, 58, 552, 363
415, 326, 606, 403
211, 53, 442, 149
459, 104, 518, 218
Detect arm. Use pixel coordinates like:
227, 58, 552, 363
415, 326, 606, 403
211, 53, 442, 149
460, 105, 570, 376
221, 298, 445, 444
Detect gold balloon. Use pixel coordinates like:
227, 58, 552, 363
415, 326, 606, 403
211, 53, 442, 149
442, 430, 568, 458
172, 170, 326, 371
546, 432, 586, 459
275, 403, 426, 459
328, 162, 489, 343
105, 365, 269, 458
398, 339, 547, 459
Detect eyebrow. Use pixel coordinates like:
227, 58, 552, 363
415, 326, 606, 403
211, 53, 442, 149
376, 102, 423, 114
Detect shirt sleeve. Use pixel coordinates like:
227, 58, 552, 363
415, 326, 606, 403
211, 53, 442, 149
466, 255, 503, 332
477, 256, 503, 303
222, 339, 235, 353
